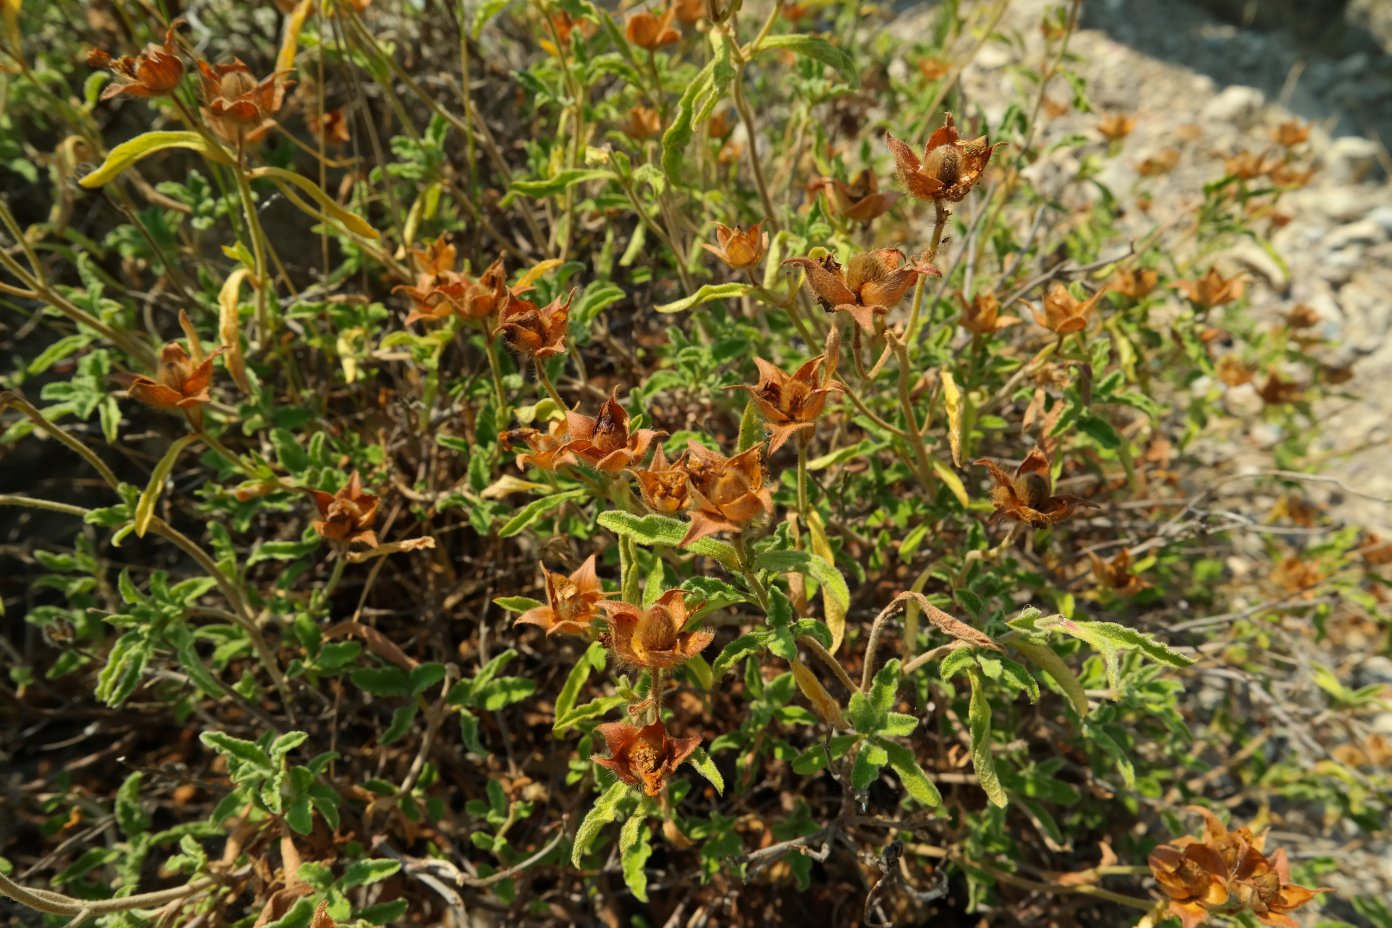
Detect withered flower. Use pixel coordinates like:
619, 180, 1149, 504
1088, 548, 1146, 595
975, 447, 1090, 528
1257, 372, 1303, 405
1174, 268, 1245, 310
681, 441, 773, 544
87, 20, 185, 101
561, 390, 664, 474
494, 289, 574, 359
127, 311, 222, 429
1215, 355, 1255, 387
396, 238, 508, 325
809, 169, 901, 223
1031, 283, 1104, 334
1283, 304, 1321, 330
674, 0, 705, 24
1148, 807, 1329, 928
315, 107, 351, 145
726, 355, 842, 452
783, 249, 937, 333
630, 445, 692, 515
599, 589, 713, 669
592, 720, 700, 796
1222, 149, 1279, 181
196, 59, 290, 144
1271, 120, 1311, 147
514, 554, 603, 637
311, 472, 380, 547
1104, 268, 1159, 300
956, 290, 1021, 336
501, 417, 571, 471
885, 112, 998, 202
1137, 148, 1181, 176
619, 105, 662, 140
625, 7, 679, 49
1096, 112, 1136, 141
701, 221, 767, 269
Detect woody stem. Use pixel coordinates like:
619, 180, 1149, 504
731, 533, 770, 612
731, 66, 778, 234
650, 667, 664, 724
906, 200, 950, 345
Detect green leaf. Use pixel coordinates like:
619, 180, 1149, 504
712, 631, 769, 677
882, 740, 942, 807
134, 433, 198, 538
930, 457, 970, 508
686, 747, 724, 794
654, 282, 752, 314
504, 169, 616, 204
115, 772, 149, 838
852, 739, 888, 791
847, 659, 899, 735
736, 398, 762, 452
620, 815, 653, 903
881, 712, 918, 737
752, 34, 858, 84
1036, 615, 1192, 692
968, 670, 1007, 808
95, 631, 149, 707
498, 489, 586, 538
597, 510, 737, 564
270, 731, 309, 761
661, 30, 735, 181
571, 781, 631, 867
79, 131, 232, 188
554, 641, 605, 722
341, 859, 402, 888
200, 731, 274, 775
1076, 414, 1121, 449
493, 595, 544, 614
753, 549, 849, 614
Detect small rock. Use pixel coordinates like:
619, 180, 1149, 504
973, 42, 1012, 71
1200, 84, 1265, 125
1368, 205, 1392, 237
1324, 219, 1388, 253
1320, 188, 1376, 222
1323, 249, 1363, 285
1322, 135, 1382, 184
1357, 656, 1392, 688
1228, 241, 1290, 291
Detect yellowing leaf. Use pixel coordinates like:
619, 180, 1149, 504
80, 131, 232, 188
515, 258, 563, 292
942, 367, 963, 467
135, 434, 199, 538
931, 456, 969, 508
277, 0, 314, 77
248, 166, 379, 240
218, 268, 253, 394
807, 509, 846, 653
790, 657, 846, 728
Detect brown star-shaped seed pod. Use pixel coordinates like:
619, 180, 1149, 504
502, 417, 572, 471
196, 58, 291, 145
1104, 268, 1159, 301
561, 390, 665, 474
809, 169, 901, 223
310, 471, 380, 547
725, 355, 842, 452
625, 7, 679, 49
681, 441, 774, 545
783, 248, 937, 334
956, 290, 1021, 336
127, 311, 223, 429
494, 289, 575, 359
629, 444, 692, 515
395, 237, 508, 326
514, 554, 603, 637
885, 112, 998, 202
700, 221, 767, 269
975, 447, 1091, 528
598, 589, 712, 670
592, 720, 701, 796
86, 20, 186, 101
1030, 283, 1104, 335
1173, 268, 1245, 310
